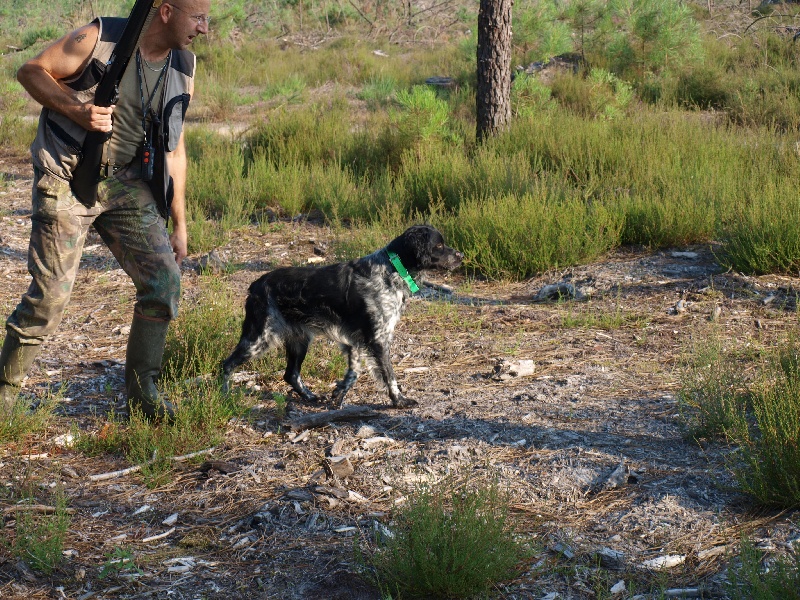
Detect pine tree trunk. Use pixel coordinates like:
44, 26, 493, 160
476, 0, 514, 143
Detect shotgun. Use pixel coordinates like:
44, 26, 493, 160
70, 0, 162, 206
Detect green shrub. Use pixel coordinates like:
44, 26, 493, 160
10, 487, 71, 574
366, 481, 528, 599
678, 331, 750, 440
0, 371, 59, 444
357, 75, 398, 110
438, 188, 623, 279
718, 188, 800, 275
729, 338, 800, 507
125, 378, 243, 487
163, 276, 248, 381
511, 73, 556, 117
673, 65, 730, 110
726, 537, 800, 600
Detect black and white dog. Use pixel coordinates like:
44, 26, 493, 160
222, 225, 463, 408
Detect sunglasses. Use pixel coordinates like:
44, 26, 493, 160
166, 3, 211, 25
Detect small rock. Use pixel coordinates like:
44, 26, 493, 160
697, 545, 726, 561
491, 358, 535, 381
162, 513, 179, 526
535, 282, 582, 302
347, 490, 369, 503
53, 433, 75, 448
328, 439, 347, 456
641, 555, 685, 570
550, 542, 575, 560
355, 425, 378, 438
285, 488, 314, 502
289, 430, 310, 444
325, 456, 355, 479
670, 251, 699, 259
610, 580, 626, 595
361, 436, 396, 448
197, 249, 227, 274
61, 466, 80, 479
425, 76, 457, 88
314, 485, 349, 499
596, 547, 625, 570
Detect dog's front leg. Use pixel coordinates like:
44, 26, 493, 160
368, 342, 417, 408
284, 339, 317, 402
332, 345, 361, 407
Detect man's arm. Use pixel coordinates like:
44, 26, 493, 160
17, 23, 114, 133
166, 128, 188, 266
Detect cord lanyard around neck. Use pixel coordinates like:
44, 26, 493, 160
136, 49, 170, 181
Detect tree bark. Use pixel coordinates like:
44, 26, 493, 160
476, 0, 514, 142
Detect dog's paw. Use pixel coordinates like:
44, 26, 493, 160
392, 395, 418, 409
297, 391, 319, 403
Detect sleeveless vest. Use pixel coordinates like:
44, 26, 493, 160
29, 17, 194, 213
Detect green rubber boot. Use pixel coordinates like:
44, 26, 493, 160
125, 316, 175, 420
0, 334, 40, 412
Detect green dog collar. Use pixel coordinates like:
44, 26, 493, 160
387, 250, 420, 293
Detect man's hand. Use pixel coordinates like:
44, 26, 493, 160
75, 102, 115, 133
170, 223, 188, 266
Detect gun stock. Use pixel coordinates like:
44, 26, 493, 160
70, 0, 162, 206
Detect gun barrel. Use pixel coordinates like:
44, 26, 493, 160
70, 0, 161, 205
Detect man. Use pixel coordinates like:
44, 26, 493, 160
0, 1, 210, 418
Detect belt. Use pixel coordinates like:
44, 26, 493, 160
101, 162, 131, 179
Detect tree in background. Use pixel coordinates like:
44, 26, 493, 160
476, 0, 514, 142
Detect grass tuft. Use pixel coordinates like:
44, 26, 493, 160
9, 485, 71, 574
365, 480, 528, 599
678, 331, 750, 440
726, 537, 800, 600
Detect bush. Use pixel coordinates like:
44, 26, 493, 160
726, 537, 800, 600
10, 487, 71, 574
729, 338, 800, 507
678, 331, 750, 440
366, 481, 528, 599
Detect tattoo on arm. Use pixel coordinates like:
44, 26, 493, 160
75, 33, 87, 43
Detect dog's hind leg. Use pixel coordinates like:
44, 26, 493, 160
331, 345, 361, 407
284, 338, 317, 402
367, 342, 417, 408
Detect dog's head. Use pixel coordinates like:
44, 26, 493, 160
386, 225, 463, 272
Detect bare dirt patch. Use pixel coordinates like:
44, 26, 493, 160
1, 145, 799, 599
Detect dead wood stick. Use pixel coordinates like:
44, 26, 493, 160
88, 465, 142, 482
3, 504, 76, 516
140, 527, 176, 543
88, 447, 216, 482
289, 406, 380, 432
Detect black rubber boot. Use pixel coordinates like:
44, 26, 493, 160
125, 316, 175, 420
0, 334, 40, 412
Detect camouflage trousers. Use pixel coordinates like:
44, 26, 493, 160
5, 164, 181, 345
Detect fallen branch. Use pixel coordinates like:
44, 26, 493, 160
140, 527, 176, 543
88, 447, 216, 482
3, 504, 76, 516
289, 405, 380, 432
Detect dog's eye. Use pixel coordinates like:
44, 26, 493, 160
435, 243, 443, 249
